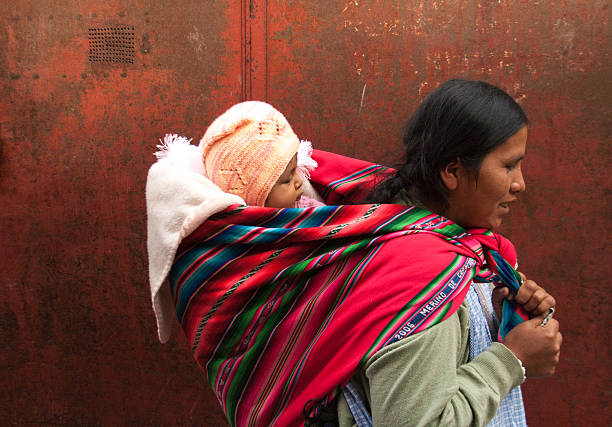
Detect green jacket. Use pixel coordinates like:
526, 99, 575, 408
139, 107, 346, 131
337, 302, 525, 426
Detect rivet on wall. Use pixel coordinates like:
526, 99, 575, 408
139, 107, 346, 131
88, 26, 135, 64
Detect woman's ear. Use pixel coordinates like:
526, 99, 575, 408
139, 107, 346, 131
440, 158, 462, 191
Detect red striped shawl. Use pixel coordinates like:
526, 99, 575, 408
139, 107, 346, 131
168, 150, 520, 426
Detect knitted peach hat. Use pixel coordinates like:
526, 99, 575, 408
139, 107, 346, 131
200, 101, 300, 206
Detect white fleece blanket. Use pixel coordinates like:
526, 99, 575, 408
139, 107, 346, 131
146, 152, 244, 343
146, 140, 322, 343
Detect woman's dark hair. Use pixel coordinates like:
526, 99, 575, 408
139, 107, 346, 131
369, 79, 528, 207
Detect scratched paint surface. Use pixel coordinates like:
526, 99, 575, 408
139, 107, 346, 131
0, 0, 234, 424
1, 0, 610, 426
267, 1, 610, 426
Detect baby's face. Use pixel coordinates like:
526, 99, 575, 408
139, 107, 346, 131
265, 154, 303, 208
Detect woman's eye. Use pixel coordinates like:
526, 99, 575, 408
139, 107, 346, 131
505, 157, 523, 172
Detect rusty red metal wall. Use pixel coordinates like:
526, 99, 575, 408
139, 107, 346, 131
1, 1, 610, 426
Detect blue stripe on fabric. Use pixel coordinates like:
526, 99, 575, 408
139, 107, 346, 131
259, 206, 339, 229
169, 245, 216, 295
172, 244, 248, 321
204, 224, 292, 245
327, 165, 380, 188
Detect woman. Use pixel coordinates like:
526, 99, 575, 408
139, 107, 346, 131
332, 79, 562, 426
146, 82, 561, 427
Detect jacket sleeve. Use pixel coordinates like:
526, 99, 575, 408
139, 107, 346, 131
338, 303, 525, 427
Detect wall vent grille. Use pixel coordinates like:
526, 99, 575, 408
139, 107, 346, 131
88, 26, 135, 63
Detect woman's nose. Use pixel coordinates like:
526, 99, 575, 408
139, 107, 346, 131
510, 170, 526, 193
295, 174, 303, 189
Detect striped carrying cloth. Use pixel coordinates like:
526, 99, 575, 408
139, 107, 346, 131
162, 150, 527, 426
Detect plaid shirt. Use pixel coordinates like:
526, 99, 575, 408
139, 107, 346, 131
467, 282, 527, 427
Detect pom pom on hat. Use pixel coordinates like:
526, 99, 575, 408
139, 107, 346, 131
199, 101, 301, 206
297, 139, 318, 179
154, 134, 205, 176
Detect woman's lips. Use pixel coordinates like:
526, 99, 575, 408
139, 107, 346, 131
499, 203, 510, 214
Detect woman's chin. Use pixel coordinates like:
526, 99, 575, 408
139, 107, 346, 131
487, 217, 503, 230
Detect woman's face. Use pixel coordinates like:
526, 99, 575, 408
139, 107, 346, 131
444, 126, 527, 230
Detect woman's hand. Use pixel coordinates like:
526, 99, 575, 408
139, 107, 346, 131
495, 272, 561, 377
491, 272, 556, 319
503, 312, 562, 378
514, 272, 556, 316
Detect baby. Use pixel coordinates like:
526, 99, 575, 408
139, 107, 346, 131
199, 101, 324, 208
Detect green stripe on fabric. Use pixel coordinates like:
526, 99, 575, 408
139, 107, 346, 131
432, 301, 452, 323
278, 238, 370, 280
374, 207, 466, 239
248, 272, 334, 426
221, 275, 312, 424
206, 272, 281, 388
360, 254, 467, 363
243, 253, 357, 424
270, 247, 379, 422
192, 248, 281, 354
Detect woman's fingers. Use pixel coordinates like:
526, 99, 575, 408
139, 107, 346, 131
504, 316, 562, 378
491, 286, 510, 319
515, 279, 556, 315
